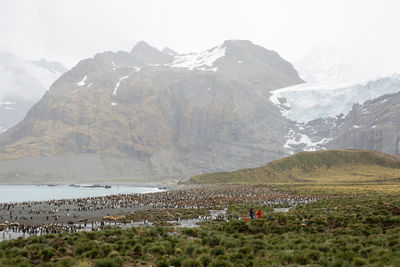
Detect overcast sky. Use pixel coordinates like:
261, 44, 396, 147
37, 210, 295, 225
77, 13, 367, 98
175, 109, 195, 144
1, 0, 399, 76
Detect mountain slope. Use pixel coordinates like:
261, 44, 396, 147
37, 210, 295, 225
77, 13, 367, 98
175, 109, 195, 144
191, 150, 400, 184
326, 91, 400, 154
0, 40, 302, 182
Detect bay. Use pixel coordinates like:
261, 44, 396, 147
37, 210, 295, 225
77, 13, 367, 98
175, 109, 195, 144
0, 184, 162, 203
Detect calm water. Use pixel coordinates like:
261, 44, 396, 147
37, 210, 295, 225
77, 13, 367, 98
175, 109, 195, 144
0, 184, 163, 203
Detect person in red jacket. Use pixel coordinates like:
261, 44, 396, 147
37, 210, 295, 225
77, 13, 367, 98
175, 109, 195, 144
256, 209, 262, 219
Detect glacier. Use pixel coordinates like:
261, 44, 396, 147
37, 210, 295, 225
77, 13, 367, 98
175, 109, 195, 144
272, 47, 400, 154
270, 74, 400, 123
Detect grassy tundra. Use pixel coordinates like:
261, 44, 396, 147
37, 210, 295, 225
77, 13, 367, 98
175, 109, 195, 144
1, 193, 399, 266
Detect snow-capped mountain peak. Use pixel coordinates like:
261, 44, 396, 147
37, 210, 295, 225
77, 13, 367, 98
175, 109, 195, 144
170, 44, 226, 71
294, 46, 367, 83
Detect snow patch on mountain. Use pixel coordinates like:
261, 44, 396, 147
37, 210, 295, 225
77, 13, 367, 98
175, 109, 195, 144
170, 45, 226, 71
131, 67, 141, 72
284, 128, 332, 154
76, 75, 87, 86
111, 62, 119, 71
113, 75, 129, 96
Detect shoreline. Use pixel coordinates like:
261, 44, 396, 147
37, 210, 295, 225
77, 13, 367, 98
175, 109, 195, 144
0, 184, 317, 227
0, 184, 173, 205
0, 181, 179, 187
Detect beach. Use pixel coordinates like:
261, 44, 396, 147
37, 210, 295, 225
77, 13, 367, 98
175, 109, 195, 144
0, 184, 318, 241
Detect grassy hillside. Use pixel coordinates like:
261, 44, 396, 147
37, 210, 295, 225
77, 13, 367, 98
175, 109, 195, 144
191, 150, 400, 184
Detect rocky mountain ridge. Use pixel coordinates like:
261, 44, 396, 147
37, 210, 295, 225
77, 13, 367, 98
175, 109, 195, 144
0, 40, 303, 182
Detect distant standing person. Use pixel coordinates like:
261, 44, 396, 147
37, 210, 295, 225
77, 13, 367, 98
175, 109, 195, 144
249, 208, 255, 219
256, 209, 262, 219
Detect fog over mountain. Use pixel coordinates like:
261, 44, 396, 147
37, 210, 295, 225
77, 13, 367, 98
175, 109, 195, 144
0, 53, 67, 132
1, 1, 400, 76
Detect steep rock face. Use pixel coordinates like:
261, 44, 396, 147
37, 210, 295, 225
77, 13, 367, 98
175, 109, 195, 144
327, 92, 400, 154
0, 40, 303, 181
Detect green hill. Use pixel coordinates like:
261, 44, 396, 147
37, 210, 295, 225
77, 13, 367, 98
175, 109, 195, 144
191, 150, 400, 184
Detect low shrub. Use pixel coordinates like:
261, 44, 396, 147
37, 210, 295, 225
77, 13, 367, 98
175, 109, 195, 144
156, 259, 169, 267
211, 246, 225, 256
200, 254, 212, 267
40, 248, 55, 261
210, 259, 231, 267
182, 258, 202, 267
169, 256, 183, 267
94, 258, 123, 267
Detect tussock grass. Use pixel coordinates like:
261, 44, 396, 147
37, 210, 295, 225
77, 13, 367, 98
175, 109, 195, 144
1, 194, 399, 266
